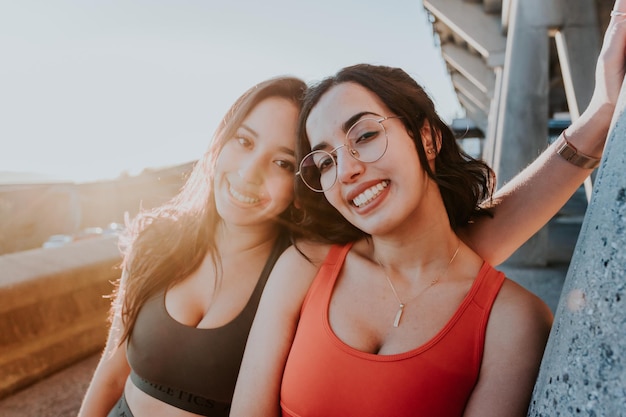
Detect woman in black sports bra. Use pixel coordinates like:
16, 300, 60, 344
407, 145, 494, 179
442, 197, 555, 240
78, 77, 307, 417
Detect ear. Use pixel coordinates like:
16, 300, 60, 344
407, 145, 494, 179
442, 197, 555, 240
420, 120, 442, 160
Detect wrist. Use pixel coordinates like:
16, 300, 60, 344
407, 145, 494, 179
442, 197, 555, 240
580, 97, 616, 132
566, 108, 613, 157
554, 132, 601, 170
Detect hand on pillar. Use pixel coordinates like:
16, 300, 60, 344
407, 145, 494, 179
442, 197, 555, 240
568, 0, 626, 157
591, 0, 626, 113
459, 2, 626, 266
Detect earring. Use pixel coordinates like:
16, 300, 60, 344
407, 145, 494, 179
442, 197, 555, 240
426, 149, 434, 155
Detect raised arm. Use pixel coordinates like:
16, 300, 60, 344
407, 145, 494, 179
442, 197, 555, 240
459, 3, 626, 265
230, 244, 324, 417
78, 271, 131, 417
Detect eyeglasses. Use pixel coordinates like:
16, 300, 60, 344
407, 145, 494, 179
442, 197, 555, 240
296, 116, 402, 192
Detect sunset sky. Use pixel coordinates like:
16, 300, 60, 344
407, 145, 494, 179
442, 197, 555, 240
1, 0, 462, 183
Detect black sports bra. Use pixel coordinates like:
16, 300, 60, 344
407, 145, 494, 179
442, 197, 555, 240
126, 234, 289, 415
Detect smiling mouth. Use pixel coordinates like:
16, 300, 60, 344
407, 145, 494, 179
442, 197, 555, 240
352, 180, 389, 208
229, 185, 260, 205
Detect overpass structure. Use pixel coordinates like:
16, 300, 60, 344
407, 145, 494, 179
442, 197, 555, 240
425, 1, 625, 415
425, 0, 611, 160
425, 0, 614, 266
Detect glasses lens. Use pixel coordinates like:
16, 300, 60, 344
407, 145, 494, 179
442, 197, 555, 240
299, 150, 337, 192
346, 118, 388, 163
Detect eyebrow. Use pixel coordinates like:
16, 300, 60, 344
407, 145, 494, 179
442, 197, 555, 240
239, 124, 295, 157
310, 111, 382, 152
279, 146, 295, 157
239, 124, 257, 137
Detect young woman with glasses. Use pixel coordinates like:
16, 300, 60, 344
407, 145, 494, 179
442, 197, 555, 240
231, 8, 626, 416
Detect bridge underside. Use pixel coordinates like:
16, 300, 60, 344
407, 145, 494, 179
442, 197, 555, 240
424, 0, 613, 266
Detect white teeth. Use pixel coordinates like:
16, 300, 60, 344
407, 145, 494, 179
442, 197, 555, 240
229, 186, 260, 204
352, 181, 389, 208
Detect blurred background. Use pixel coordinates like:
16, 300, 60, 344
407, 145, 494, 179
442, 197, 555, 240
1, 0, 460, 184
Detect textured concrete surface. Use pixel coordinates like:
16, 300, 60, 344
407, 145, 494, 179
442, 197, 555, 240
0, 236, 119, 398
528, 102, 626, 416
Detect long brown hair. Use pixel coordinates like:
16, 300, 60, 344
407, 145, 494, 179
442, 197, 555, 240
294, 64, 494, 244
115, 76, 306, 344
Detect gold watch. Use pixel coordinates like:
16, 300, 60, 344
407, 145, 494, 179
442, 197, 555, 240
555, 133, 601, 169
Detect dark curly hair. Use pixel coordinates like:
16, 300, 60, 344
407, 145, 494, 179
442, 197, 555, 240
294, 64, 494, 244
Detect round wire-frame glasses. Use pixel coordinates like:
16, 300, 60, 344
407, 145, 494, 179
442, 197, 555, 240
296, 116, 402, 193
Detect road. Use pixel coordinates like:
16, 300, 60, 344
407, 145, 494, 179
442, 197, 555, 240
0, 354, 99, 417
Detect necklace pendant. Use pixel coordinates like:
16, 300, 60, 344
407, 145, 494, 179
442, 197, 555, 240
393, 303, 405, 328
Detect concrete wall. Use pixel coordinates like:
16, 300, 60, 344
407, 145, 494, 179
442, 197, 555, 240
0, 236, 121, 399
528, 90, 626, 415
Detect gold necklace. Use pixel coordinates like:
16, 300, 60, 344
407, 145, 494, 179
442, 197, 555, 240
375, 239, 461, 328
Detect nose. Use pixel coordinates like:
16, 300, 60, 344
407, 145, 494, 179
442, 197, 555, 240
335, 146, 364, 185
238, 156, 263, 185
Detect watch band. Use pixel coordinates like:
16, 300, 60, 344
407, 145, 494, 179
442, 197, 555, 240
555, 132, 601, 169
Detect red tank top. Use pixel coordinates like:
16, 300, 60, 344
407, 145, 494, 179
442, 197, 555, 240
280, 243, 505, 417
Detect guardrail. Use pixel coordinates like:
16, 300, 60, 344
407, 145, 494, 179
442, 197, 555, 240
0, 236, 121, 399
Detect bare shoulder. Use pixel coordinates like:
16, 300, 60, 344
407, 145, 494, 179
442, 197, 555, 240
489, 277, 553, 346
464, 276, 554, 416
264, 241, 332, 297
496, 278, 553, 322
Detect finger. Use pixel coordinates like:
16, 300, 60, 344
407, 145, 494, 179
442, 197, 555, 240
612, 0, 626, 17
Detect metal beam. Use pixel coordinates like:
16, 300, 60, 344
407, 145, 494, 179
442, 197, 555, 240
456, 92, 489, 130
452, 73, 491, 113
424, 0, 507, 66
442, 43, 496, 95
494, 0, 551, 266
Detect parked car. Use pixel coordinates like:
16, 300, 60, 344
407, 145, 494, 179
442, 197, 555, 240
73, 227, 103, 241
42, 234, 73, 248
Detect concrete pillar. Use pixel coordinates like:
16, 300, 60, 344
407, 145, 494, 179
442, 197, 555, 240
553, 1, 602, 202
528, 85, 626, 416
494, 0, 554, 266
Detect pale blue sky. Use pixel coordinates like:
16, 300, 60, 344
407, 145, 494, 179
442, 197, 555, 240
1, 0, 462, 183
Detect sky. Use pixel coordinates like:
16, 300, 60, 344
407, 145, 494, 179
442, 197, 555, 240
1, 0, 462, 183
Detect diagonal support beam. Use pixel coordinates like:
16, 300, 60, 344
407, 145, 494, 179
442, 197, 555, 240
425, 0, 507, 66
442, 43, 496, 95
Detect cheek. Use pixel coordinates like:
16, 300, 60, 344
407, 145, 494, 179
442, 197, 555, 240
213, 145, 245, 184
269, 176, 296, 208
323, 188, 343, 210
213, 148, 229, 177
